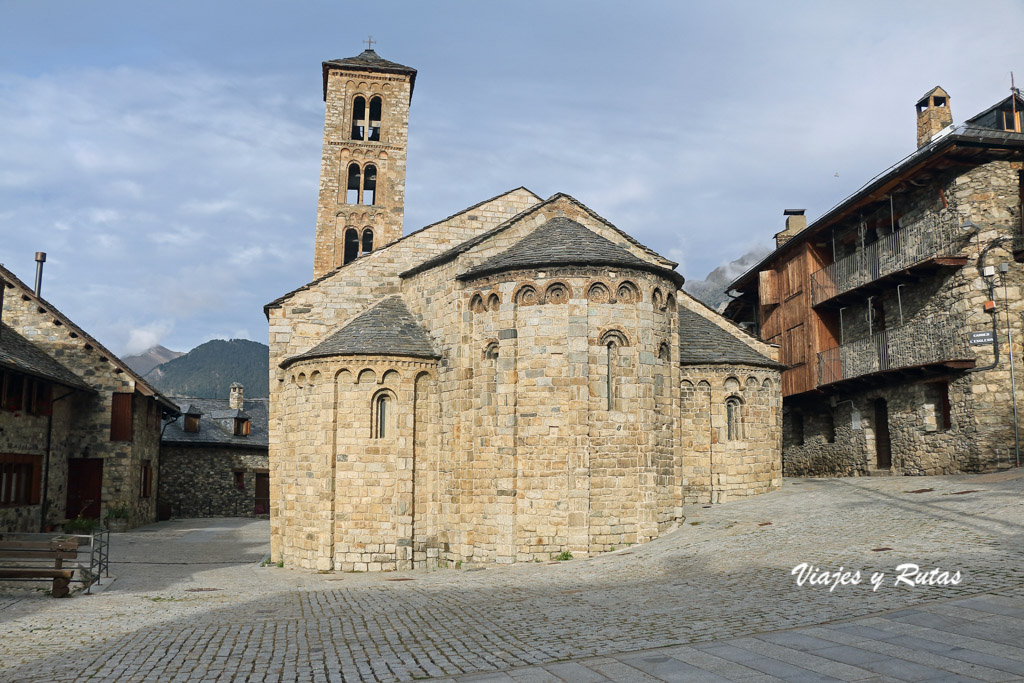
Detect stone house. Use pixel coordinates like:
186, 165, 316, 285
725, 87, 1024, 476
159, 383, 269, 518
266, 49, 784, 572
0, 261, 179, 531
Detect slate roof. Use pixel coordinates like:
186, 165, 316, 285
0, 264, 178, 412
402, 193, 678, 280
0, 322, 92, 391
322, 49, 417, 100
162, 397, 268, 450
282, 297, 438, 368
677, 306, 783, 369
457, 217, 682, 283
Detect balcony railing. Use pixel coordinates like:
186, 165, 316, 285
817, 317, 972, 386
810, 212, 964, 306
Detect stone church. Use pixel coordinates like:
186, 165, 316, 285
266, 48, 783, 571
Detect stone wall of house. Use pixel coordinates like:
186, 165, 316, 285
0, 390, 75, 532
158, 446, 269, 518
786, 159, 1024, 476
2, 284, 166, 528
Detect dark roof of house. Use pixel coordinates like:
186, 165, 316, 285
0, 322, 92, 391
322, 49, 417, 100
728, 106, 1024, 292
282, 297, 438, 368
0, 265, 176, 411
162, 397, 268, 449
457, 217, 682, 284
677, 306, 783, 369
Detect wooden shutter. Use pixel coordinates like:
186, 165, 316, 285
110, 393, 134, 442
758, 270, 779, 306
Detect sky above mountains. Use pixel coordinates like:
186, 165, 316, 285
2, 0, 1024, 354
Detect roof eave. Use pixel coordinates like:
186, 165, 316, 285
726, 131, 993, 292
457, 261, 685, 287
280, 350, 440, 370
321, 61, 417, 101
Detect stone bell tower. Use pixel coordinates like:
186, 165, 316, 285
313, 44, 417, 277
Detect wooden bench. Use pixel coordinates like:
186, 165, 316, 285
0, 539, 79, 597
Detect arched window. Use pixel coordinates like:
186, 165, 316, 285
363, 164, 377, 205
346, 163, 361, 204
373, 392, 390, 439
361, 229, 373, 255
351, 96, 366, 140
726, 397, 743, 441
368, 97, 382, 141
343, 228, 360, 265
600, 330, 628, 411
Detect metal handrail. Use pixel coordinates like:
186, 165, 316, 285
810, 212, 964, 306
818, 316, 972, 386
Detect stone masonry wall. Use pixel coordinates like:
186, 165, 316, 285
788, 159, 1023, 476
2, 284, 165, 528
0, 392, 75, 532
314, 67, 413, 276
159, 446, 269, 518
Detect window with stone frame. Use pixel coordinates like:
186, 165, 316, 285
372, 391, 394, 439
600, 330, 628, 411
726, 396, 743, 441
234, 470, 245, 491
923, 382, 952, 432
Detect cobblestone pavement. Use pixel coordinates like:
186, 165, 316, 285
1, 471, 1022, 682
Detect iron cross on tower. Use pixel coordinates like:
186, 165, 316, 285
365, 36, 375, 50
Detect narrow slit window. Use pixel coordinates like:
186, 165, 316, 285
361, 229, 374, 255
363, 165, 377, 205
351, 96, 366, 140
726, 397, 742, 441
368, 96, 382, 141
374, 394, 389, 439
346, 163, 361, 204
606, 341, 617, 411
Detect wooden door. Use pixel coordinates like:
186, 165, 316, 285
66, 458, 103, 519
874, 400, 892, 469
254, 472, 269, 515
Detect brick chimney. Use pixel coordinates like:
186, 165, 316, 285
916, 86, 952, 148
229, 383, 244, 410
774, 209, 807, 248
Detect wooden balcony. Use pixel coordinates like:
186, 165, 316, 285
817, 317, 975, 387
810, 213, 968, 307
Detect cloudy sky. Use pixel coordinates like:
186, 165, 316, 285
2, 1, 1023, 355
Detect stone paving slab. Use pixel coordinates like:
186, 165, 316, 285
0, 473, 1021, 681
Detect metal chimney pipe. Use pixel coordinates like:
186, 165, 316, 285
34, 252, 46, 297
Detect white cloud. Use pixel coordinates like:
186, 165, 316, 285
124, 321, 174, 356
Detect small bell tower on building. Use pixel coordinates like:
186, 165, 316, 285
313, 40, 417, 277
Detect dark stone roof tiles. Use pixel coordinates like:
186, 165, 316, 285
0, 322, 92, 391
322, 49, 417, 99
283, 297, 438, 368
458, 217, 676, 282
677, 306, 783, 369
162, 397, 268, 449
